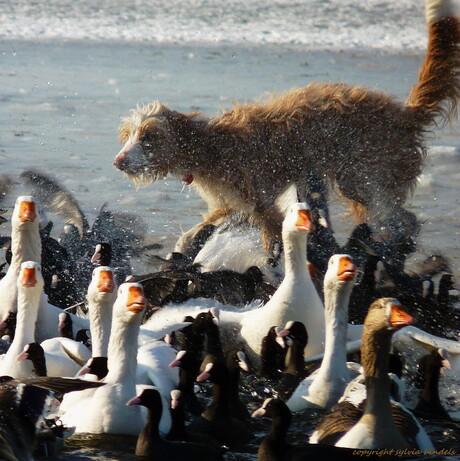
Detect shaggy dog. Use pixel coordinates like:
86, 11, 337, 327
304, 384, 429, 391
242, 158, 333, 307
114, 0, 460, 251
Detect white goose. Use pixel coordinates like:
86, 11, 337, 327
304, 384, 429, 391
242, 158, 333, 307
0, 261, 43, 378
87, 265, 117, 357
76, 266, 117, 380
136, 340, 179, 397
310, 298, 435, 451
37, 267, 102, 376
0, 196, 41, 324
287, 254, 362, 411
0, 259, 91, 378
35, 286, 90, 343
40, 335, 92, 377
0, 196, 89, 342
59, 282, 171, 435
238, 202, 325, 366
141, 201, 362, 365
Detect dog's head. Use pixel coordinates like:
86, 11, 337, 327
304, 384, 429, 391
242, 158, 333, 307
114, 102, 181, 184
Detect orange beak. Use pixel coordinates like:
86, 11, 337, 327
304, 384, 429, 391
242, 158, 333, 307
18, 201, 37, 223
127, 286, 146, 313
296, 209, 315, 232
21, 267, 37, 287
337, 256, 356, 281
97, 270, 115, 293
389, 304, 414, 328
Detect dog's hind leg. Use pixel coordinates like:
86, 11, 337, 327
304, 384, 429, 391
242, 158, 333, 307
373, 204, 420, 267
337, 171, 420, 262
367, 200, 420, 245
252, 205, 284, 259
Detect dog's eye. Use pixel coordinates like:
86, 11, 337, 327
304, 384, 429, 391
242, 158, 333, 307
140, 131, 156, 144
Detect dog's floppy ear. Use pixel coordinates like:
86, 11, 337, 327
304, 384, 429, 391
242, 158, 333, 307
275, 183, 299, 217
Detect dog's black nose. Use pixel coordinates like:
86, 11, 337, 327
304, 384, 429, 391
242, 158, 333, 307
114, 150, 128, 170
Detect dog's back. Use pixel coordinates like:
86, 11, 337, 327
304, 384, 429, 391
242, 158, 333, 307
115, 0, 460, 251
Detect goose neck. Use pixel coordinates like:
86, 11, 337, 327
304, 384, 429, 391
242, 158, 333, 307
11, 224, 41, 264
284, 341, 306, 375
282, 230, 308, 277
89, 297, 113, 357
145, 406, 161, 439
421, 362, 443, 408
208, 377, 230, 418
320, 284, 351, 376
169, 406, 187, 439
107, 318, 140, 381
14, 290, 40, 345
361, 329, 393, 418
269, 412, 291, 442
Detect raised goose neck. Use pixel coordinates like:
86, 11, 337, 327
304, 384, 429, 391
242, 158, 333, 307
106, 317, 140, 383
11, 223, 41, 268
360, 326, 409, 448
418, 354, 447, 416
284, 340, 306, 375
282, 228, 309, 281
319, 281, 351, 381
14, 287, 40, 346
145, 403, 161, 439
88, 295, 113, 357
203, 367, 231, 420
269, 404, 291, 442
208, 380, 230, 419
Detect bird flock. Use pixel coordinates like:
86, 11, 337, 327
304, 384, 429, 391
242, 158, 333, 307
0, 174, 459, 461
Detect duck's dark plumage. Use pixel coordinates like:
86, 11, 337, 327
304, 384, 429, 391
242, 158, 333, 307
226, 350, 250, 420
188, 354, 252, 449
414, 348, 452, 420
0, 376, 105, 461
259, 326, 286, 379
58, 312, 73, 339
78, 356, 109, 381
252, 398, 361, 461
275, 321, 308, 400
169, 350, 204, 416
127, 388, 224, 460
18, 343, 47, 377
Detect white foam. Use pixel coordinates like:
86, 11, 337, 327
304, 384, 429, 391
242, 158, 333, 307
1, 0, 430, 51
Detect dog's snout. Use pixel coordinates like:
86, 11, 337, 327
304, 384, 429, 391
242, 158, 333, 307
114, 150, 128, 170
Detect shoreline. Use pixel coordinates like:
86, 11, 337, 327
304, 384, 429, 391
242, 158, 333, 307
0, 36, 429, 55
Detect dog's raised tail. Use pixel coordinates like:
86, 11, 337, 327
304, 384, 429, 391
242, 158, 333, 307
406, 0, 460, 126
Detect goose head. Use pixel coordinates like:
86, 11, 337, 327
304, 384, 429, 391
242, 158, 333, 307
227, 350, 250, 373
278, 320, 308, 349
113, 282, 146, 323
17, 261, 44, 292
126, 388, 163, 427
91, 243, 112, 266
170, 389, 182, 410
364, 298, 414, 334
88, 266, 117, 299
196, 354, 227, 384
324, 254, 357, 295
282, 202, 315, 235
13, 196, 38, 227
251, 397, 291, 424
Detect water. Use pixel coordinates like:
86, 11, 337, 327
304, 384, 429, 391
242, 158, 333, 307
0, 0, 433, 51
1, 1, 460, 459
